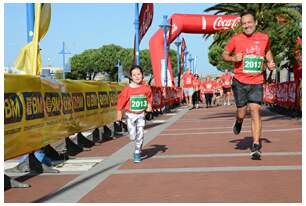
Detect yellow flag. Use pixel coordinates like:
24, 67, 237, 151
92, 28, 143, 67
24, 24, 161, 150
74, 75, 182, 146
39, 3, 51, 41
15, 3, 51, 76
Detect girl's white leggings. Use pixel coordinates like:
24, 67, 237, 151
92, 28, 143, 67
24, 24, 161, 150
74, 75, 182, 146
126, 112, 145, 154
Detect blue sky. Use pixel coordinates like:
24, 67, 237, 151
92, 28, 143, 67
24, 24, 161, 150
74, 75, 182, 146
4, 3, 224, 76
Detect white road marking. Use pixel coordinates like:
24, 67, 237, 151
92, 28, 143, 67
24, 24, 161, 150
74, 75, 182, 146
160, 128, 301, 136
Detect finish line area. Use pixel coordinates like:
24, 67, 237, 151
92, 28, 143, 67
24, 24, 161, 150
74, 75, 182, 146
4, 104, 301, 203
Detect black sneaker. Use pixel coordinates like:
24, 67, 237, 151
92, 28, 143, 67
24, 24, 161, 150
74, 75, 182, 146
233, 120, 243, 135
250, 143, 261, 160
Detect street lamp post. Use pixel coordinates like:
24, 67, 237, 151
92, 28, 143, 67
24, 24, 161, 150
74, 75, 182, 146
188, 54, 194, 73
174, 36, 182, 87
58, 41, 71, 79
184, 49, 189, 71
134, 3, 140, 65
194, 56, 197, 74
159, 15, 171, 87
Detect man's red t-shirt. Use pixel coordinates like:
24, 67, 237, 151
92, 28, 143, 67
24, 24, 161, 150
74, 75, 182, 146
220, 74, 232, 88
214, 81, 223, 92
117, 84, 153, 113
202, 80, 215, 94
182, 71, 194, 88
225, 32, 270, 84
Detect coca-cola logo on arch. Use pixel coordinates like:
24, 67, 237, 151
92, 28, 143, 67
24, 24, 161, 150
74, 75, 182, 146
213, 17, 241, 30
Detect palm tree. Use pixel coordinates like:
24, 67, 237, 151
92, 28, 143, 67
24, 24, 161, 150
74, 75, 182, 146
203, 3, 301, 72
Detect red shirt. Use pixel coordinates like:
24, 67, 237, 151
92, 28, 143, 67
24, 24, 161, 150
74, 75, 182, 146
117, 84, 153, 113
225, 32, 270, 84
202, 80, 215, 94
214, 81, 223, 93
182, 71, 194, 88
220, 74, 232, 88
193, 79, 201, 91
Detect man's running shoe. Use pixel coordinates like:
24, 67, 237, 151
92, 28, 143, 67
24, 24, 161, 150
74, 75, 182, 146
133, 153, 141, 163
250, 143, 261, 160
233, 120, 243, 135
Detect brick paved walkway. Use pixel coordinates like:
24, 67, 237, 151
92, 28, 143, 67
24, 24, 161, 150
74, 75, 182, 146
5, 104, 302, 203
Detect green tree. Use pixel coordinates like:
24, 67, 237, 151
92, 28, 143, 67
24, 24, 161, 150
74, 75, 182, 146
69, 44, 124, 80
69, 49, 97, 80
68, 44, 157, 80
115, 48, 154, 78
97, 44, 124, 81
68, 43, 179, 81
169, 49, 178, 77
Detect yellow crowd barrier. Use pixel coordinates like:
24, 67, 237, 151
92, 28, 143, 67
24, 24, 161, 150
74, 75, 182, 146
4, 74, 125, 160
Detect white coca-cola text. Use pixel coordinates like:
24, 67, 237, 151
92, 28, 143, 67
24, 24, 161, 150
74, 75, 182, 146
213, 17, 241, 30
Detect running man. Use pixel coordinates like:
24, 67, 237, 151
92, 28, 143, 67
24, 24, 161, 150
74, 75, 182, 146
220, 69, 233, 106
213, 77, 223, 106
192, 74, 201, 109
222, 10, 275, 159
201, 76, 215, 108
181, 68, 194, 106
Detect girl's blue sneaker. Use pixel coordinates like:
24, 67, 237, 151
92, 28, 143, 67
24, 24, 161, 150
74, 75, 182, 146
133, 153, 141, 163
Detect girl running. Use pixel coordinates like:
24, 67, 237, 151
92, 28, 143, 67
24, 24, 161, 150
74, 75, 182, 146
116, 65, 153, 163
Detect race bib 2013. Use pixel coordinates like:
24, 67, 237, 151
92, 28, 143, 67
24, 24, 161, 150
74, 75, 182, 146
130, 95, 148, 112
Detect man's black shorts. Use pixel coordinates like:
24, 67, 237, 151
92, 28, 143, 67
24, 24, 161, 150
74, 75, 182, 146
232, 78, 263, 107
222, 87, 231, 93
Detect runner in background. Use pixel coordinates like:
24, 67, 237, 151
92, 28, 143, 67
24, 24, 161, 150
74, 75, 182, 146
192, 74, 201, 109
213, 77, 223, 106
201, 76, 215, 108
181, 68, 194, 106
116, 65, 153, 163
222, 10, 275, 159
220, 69, 233, 106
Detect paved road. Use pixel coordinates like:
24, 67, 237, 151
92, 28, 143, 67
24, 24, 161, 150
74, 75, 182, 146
4, 104, 302, 203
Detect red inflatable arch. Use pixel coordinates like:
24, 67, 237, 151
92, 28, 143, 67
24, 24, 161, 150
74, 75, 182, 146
149, 14, 240, 87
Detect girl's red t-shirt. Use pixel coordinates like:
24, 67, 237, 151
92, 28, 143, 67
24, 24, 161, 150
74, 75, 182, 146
117, 84, 153, 113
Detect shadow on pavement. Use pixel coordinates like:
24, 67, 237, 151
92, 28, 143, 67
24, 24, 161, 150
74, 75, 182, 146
199, 112, 235, 120
145, 122, 165, 130
141, 144, 168, 160
34, 162, 122, 203
229, 136, 272, 150
199, 109, 294, 121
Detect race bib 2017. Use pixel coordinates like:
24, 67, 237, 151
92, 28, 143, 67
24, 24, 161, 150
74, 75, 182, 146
243, 55, 263, 74
130, 95, 148, 112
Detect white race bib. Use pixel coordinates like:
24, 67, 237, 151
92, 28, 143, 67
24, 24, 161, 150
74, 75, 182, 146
243, 55, 263, 74
186, 77, 191, 84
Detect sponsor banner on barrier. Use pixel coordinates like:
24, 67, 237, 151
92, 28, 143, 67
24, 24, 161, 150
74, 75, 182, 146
276, 82, 289, 108
4, 75, 182, 160
264, 81, 300, 110
4, 74, 124, 160
296, 81, 302, 110
263, 83, 277, 104
287, 81, 297, 108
